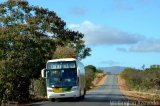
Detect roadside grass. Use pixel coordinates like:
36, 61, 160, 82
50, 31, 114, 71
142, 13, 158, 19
89, 73, 108, 91
118, 75, 160, 101
1, 97, 48, 106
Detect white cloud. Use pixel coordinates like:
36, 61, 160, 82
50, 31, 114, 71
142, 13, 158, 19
70, 7, 86, 16
130, 39, 160, 52
68, 21, 144, 46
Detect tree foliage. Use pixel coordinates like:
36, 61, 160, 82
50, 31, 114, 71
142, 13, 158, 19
0, 0, 91, 102
53, 46, 76, 59
55, 30, 91, 60
96, 69, 104, 73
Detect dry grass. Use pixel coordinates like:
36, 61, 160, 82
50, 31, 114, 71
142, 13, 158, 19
118, 75, 160, 101
89, 73, 108, 91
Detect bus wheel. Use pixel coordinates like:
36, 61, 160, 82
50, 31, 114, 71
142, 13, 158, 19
75, 90, 81, 101
81, 95, 85, 99
81, 90, 86, 99
75, 96, 81, 101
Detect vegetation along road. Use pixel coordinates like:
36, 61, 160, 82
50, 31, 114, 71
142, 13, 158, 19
27, 75, 133, 106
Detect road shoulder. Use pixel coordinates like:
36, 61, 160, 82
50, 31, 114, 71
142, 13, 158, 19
118, 75, 160, 101
89, 74, 108, 91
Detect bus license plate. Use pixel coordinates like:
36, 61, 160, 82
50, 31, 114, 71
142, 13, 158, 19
53, 88, 62, 92
60, 94, 65, 96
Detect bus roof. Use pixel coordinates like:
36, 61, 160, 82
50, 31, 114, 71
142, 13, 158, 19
47, 58, 76, 63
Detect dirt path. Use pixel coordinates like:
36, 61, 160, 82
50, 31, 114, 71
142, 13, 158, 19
89, 73, 108, 91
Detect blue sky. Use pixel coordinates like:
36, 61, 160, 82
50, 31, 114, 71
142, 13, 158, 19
1, 0, 160, 69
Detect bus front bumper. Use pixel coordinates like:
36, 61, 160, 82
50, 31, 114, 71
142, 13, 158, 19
47, 90, 80, 99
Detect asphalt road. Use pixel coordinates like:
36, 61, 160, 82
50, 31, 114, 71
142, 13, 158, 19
27, 75, 130, 106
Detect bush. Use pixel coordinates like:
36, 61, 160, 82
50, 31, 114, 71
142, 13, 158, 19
120, 65, 160, 91
85, 65, 96, 89
30, 77, 47, 98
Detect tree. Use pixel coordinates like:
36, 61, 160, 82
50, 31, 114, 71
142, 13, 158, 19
142, 64, 145, 70
96, 69, 104, 73
85, 65, 97, 89
54, 29, 91, 60
53, 46, 76, 59
0, 0, 91, 102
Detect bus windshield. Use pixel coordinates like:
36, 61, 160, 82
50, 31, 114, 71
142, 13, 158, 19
47, 61, 76, 69
46, 61, 77, 88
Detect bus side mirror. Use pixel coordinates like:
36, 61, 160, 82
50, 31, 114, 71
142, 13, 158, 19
41, 68, 47, 78
77, 68, 80, 76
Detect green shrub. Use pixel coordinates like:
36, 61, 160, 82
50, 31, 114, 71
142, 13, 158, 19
85, 65, 96, 89
120, 65, 160, 91
30, 77, 47, 98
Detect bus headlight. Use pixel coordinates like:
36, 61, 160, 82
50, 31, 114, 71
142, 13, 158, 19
47, 89, 53, 92
47, 88, 53, 92
71, 86, 79, 91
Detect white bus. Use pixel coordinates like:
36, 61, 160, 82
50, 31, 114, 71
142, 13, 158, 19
41, 58, 86, 101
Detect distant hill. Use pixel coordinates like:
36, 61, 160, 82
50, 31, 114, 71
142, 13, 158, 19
98, 66, 127, 74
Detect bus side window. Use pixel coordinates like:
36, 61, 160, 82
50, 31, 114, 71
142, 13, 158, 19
77, 77, 79, 84
70, 62, 75, 68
